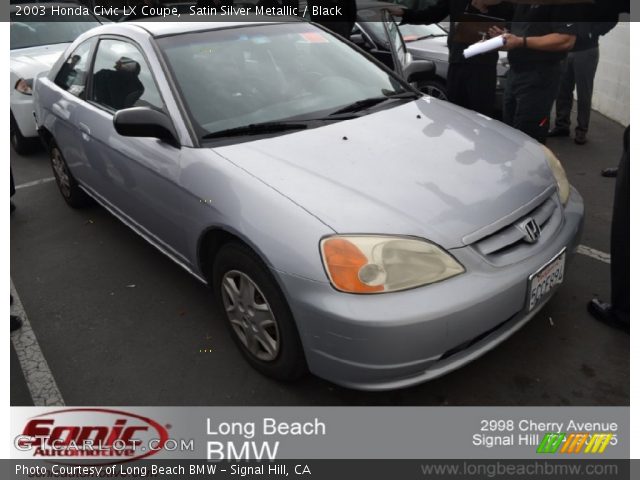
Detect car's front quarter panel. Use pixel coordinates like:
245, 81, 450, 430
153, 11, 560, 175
179, 148, 336, 284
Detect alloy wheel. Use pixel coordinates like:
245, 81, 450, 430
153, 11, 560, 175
51, 148, 71, 198
220, 270, 280, 362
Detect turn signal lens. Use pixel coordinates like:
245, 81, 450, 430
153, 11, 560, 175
321, 237, 383, 293
321, 236, 464, 294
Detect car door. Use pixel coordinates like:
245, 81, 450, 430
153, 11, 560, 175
352, 10, 414, 78
77, 36, 189, 262
48, 38, 97, 185
380, 9, 414, 81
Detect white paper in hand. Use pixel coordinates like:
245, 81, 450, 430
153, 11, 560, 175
463, 36, 506, 59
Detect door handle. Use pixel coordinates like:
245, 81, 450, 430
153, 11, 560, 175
78, 123, 91, 141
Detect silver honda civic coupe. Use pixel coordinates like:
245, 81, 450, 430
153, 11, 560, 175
34, 20, 583, 391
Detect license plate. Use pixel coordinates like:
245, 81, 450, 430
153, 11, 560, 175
527, 249, 566, 312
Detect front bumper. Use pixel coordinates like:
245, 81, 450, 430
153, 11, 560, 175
277, 188, 584, 390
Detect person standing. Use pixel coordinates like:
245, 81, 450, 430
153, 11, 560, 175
473, 0, 582, 144
10, 167, 16, 213
588, 126, 629, 331
391, 0, 513, 117
549, 21, 617, 144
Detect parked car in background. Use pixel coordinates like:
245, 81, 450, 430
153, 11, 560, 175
35, 19, 583, 390
10, 3, 103, 153
353, 12, 508, 113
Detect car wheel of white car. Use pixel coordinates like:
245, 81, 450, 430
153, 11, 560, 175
10, 113, 35, 155
49, 143, 91, 208
212, 242, 307, 381
419, 80, 448, 101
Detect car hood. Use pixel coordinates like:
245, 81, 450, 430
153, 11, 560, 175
406, 36, 449, 62
10, 43, 69, 78
214, 98, 555, 249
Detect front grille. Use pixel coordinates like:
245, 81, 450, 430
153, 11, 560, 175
472, 194, 562, 266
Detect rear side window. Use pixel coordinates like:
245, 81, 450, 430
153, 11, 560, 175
90, 39, 164, 112
54, 40, 93, 98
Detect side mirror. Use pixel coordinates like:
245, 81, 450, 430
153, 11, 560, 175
403, 59, 436, 83
113, 107, 179, 147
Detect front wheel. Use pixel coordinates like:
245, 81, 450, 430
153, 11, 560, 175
212, 243, 307, 381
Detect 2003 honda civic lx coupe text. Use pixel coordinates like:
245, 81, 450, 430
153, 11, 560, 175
33, 19, 583, 390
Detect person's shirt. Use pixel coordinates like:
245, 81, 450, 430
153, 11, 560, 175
572, 22, 617, 51
402, 0, 513, 65
507, 3, 582, 67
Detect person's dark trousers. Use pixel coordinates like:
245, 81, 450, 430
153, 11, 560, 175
503, 63, 563, 144
610, 126, 630, 322
554, 46, 600, 133
447, 63, 497, 117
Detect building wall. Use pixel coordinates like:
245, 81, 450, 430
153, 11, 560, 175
590, 22, 630, 126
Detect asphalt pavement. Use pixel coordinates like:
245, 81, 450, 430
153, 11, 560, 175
10, 109, 629, 406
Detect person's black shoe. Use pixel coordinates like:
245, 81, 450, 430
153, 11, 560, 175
548, 127, 570, 138
601, 167, 618, 178
10, 201, 16, 213
10, 315, 22, 332
587, 298, 629, 333
574, 129, 588, 145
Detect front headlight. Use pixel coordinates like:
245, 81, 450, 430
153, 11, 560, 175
542, 146, 570, 206
320, 235, 465, 294
15, 78, 33, 95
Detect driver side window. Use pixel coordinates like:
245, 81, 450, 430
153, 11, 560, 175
90, 39, 165, 113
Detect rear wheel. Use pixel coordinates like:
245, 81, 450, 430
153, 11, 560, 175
212, 242, 307, 381
10, 112, 36, 155
418, 80, 448, 101
49, 142, 91, 208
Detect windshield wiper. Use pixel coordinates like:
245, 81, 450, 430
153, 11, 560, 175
202, 122, 308, 140
329, 92, 420, 116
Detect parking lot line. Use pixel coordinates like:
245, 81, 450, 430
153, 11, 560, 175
576, 245, 611, 264
10, 279, 65, 406
15, 177, 55, 190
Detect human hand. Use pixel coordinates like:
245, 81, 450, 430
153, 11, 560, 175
501, 33, 524, 51
488, 25, 506, 38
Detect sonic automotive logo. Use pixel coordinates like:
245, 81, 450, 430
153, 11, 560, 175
15, 408, 170, 462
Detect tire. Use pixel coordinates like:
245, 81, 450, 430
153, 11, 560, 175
418, 80, 448, 101
212, 242, 307, 381
49, 142, 91, 208
10, 112, 36, 155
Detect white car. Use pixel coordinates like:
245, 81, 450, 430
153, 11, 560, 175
10, 4, 102, 153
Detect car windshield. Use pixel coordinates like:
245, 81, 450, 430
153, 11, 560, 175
10, 19, 100, 50
399, 23, 447, 42
157, 23, 409, 140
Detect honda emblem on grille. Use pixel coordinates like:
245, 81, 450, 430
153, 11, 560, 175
517, 218, 541, 243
